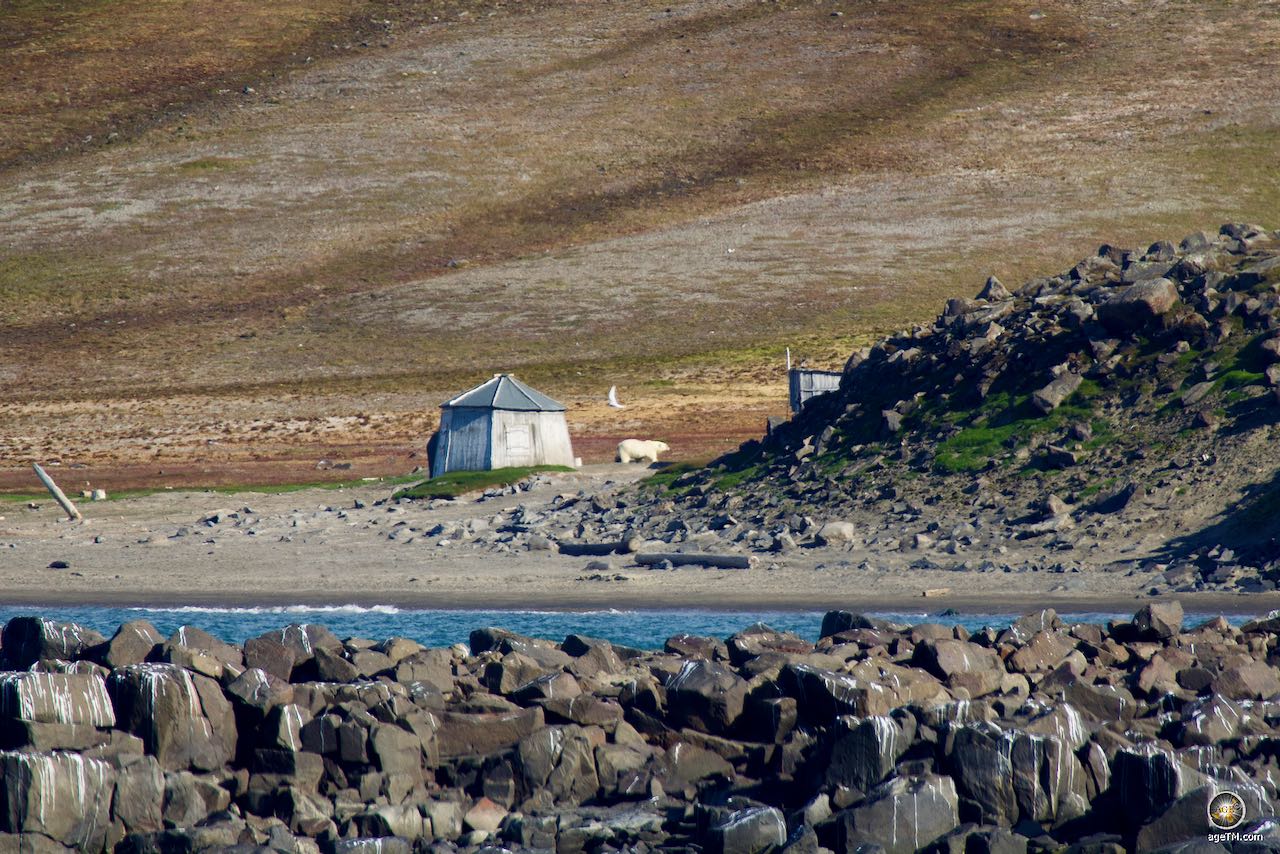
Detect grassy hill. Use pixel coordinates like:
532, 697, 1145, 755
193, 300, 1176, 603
1, 0, 1279, 488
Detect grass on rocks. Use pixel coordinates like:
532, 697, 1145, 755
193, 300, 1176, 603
932, 384, 1101, 475
394, 466, 574, 501
639, 462, 705, 496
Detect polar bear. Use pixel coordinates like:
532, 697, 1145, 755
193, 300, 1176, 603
617, 438, 670, 464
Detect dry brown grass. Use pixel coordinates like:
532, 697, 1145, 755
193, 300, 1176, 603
1, 0, 1278, 487
0, 0, 374, 168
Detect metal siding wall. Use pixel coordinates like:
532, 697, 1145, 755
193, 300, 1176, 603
492, 410, 574, 468
788, 369, 842, 412
430, 410, 452, 477
534, 411, 576, 467
437, 407, 492, 473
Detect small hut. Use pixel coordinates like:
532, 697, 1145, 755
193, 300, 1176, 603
788, 368, 842, 414
430, 374, 575, 477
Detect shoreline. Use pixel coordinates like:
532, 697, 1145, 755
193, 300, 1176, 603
1, 587, 1276, 618
4, 469, 1276, 625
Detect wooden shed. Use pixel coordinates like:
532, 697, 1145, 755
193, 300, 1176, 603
430, 374, 576, 477
788, 368, 842, 414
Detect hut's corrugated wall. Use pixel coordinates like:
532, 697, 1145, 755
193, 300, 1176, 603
432, 408, 491, 476
788, 368, 842, 413
491, 410, 575, 469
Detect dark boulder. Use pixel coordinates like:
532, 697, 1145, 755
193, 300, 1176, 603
1097, 278, 1180, 331
1, 617, 105, 669
243, 635, 296, 682
1133, 602, 1183, 640
436, 707, 545, 759
108, 664, 234, 771
708, 806, 787, 854
667, 660, 749, 735
819, 612, 883, 639
0, 751, 116, 849
99, 621, 163, 668
844, 775, 960, 854
779, 664, 885, 724
827, 713, 916, 792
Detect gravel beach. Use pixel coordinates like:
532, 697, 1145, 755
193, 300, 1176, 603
2, 466, 1276, 618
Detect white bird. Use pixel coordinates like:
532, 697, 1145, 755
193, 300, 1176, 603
607, 386, 625, 409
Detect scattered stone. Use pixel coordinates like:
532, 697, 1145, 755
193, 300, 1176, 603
1031, 373, 1083, 415
1097, 278, 1181, 330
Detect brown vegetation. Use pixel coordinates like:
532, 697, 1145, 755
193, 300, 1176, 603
1, 0, 1278, 489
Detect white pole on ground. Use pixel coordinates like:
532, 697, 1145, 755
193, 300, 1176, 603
32, 463, 81, 521
785, 347, 792, 371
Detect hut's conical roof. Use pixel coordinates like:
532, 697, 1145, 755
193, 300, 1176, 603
441, 374, 566, 412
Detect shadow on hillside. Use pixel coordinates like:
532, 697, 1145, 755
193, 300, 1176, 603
1155, 465, 1280, 565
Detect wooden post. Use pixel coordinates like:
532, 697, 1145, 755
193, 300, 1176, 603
32, 463, 81, 521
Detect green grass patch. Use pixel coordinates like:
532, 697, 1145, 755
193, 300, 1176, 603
639, 461, 704, 494
933, 422, 1018, 473
714, 463, 764, 491
0, 250, 134, 316
176, 157, 244, 173
210, 473, 425, 495
1077, 476, 1118, 499
1215, 369, 1266, 392
1170, 346, 1203, 374
932, 387, 1096, 474
1081, 418, 1115, 450
393, 466, 573, 500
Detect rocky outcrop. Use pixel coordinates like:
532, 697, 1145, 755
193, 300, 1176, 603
0, 608, 1278, 851
513, 224, 1280, 591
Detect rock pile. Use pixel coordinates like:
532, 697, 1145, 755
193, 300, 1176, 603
544, 224, 1280, 588
1, 606, 1280, 851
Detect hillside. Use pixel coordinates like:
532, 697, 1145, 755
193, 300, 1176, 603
567, 225, 1280, 593
2, 0, 1280, 490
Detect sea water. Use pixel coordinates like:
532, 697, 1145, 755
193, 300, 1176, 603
0, 605, 1256, 650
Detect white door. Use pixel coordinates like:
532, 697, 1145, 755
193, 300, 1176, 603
505, 424, 532, 465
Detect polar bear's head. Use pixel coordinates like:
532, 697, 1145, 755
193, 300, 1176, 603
654, 441, 670, 452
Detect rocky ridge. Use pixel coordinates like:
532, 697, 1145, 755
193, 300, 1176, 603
2, 606, 1280, 852
515, 223, 1280, 593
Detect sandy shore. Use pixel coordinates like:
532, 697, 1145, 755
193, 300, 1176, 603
1, 466, 1276, 619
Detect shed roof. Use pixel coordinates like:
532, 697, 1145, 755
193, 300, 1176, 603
442, 374, 566, 412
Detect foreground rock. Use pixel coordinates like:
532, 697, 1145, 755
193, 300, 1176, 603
0, 607, 1277, 851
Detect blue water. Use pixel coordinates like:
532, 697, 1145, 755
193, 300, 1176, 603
0, 605, 1258, 650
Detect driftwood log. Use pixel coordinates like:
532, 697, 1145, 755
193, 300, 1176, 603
635, 552, 754, 569
558, 541, 625, 557
558, 536, 643, 557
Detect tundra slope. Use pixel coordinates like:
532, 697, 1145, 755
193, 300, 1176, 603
550, 225, 1280, 594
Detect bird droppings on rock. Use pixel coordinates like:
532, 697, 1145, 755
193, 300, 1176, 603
0, 606, 1275, 851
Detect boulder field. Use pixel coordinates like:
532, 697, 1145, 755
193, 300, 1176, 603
571, 223, 1280, 592
0, 606, 1278, 852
